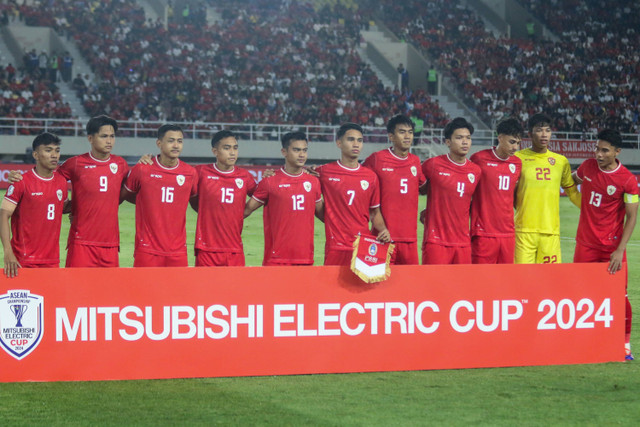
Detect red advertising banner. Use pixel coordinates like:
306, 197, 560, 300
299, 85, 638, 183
520, 139, 596, 158
0, 263, 625, 382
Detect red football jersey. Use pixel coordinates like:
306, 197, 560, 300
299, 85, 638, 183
4, 169, 68, 264
194, 164, 256, 253
124, 157, 198, 256
363, 148, 426, 242
470, 148, 522, 237
576, 158, 639, 250
58, 153, 129, 247
252, 168, 322, 265
422, 154, 481, 247
318, 161, 380, 252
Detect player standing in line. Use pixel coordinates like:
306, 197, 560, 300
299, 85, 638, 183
1, 133, 68, 277
121, 124, 198, 267
244, 132, 323, 265
317, 123, 391, 266
363, 115, 425, 265
514, 113, 580, 264
8, 115, 130, 267
421, 117, 481, 265
572, 129, 638, 360
470, 118, 523, 264
190, 130, 256, 266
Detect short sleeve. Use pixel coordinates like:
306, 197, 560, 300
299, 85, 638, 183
252, 177, 269, 204
123, 165, 141, 193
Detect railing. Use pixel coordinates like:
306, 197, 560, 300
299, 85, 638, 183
0, 118, 638, 148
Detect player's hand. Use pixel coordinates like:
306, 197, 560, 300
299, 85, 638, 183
262, 168, 275, 178
137, 154, 153, 165
376, 229, 391, 243
608, 249, 624, 274
4, 252, 21, 278
8, 170, 23, 184
419, 209, 426, 225
304, 165, 320, 177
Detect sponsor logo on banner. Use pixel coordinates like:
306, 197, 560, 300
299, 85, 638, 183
509, 164, 516, 174
176, 175, 185, 186
607, 185, 616, 196
0, 289, 44, 360
360, 180, 369, 191
410, 166, 417, 177
303, 181, 312, 192
548, 157, 556, 166
235, 178, 244, 189
468, 173, 475, 184
110, 163, 118, 174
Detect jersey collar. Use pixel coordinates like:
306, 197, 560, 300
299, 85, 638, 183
446, 153, 467, 166
214, 163, 235, 174
337, 160, 360, 171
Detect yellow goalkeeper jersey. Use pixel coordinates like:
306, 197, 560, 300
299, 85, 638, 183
514, 148, 577, 235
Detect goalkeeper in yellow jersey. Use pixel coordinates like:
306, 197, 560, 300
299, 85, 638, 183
514, 113, 581, 263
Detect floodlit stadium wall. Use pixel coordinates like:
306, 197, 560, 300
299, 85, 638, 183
0, 263, 626, 382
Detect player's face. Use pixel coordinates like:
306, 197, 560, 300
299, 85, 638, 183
33, 143, 61, 172
388, 123, 414, 153
157, 130, 183, 160
88, 125, 115, 158
446, 128, 472, 158
594, 139, 620, 170
337, 129, 363, 160
496, 134, 521, 158
213, 137, 238, 170
282, 139, 308, 169
530, 124, 552, 152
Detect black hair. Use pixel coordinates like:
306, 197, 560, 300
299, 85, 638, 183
597, 128, 623, 149
211, 130, 236, 148
86, 115, 118, 135
337, 123, 363, 139
528, 113, 552, 131
157, 124, 183, 140
281, 131, 307, 149
496, 117, 524, 139
32, 132, 61, 150
386, 114, 414, 134
444, 117, 474, 140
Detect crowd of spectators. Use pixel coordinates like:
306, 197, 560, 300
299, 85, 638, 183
14, 0, 447, 134
379, 0, 640, 134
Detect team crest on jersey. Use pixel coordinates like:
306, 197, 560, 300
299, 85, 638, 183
548, 157, 556, 166
303, 181, 312, 192
235, 178, 244, 189
467, 173, 475, 184
360, 180, 369, 190
176, 175, 185, 186
56, 189, 63, 201
109, 163, 118, 174
0, 289, 44, 360
411, 166, 417, 177
607, 185, 617, 196
6, 185, 14, 197
509, 164, 516, 174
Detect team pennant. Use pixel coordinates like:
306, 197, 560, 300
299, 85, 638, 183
350, 234, 394, 283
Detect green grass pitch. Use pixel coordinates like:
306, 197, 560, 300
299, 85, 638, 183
1, 196, 639, 425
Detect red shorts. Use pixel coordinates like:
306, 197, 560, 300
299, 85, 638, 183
195, 250, 245, 267
21, 262, 59, 268
324, 249, 353, 266
471, 236, 515, 264
66, 243, 119, 268
422, 243, 471, 265
573, 242, 625, 263
134, 251, 188, 267
391, 241, 419, 265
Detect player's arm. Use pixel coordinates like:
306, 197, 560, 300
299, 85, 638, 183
189, 195, 199, 213
571, 171, 583, 185
119, 186, 137, 204
418, 180, 428, 195
370, 207, 391, 242
608, 199, 639, 274
564, 184, 581, 208
7, 170, 23, 184
62, 199, 72, 214
244, 197, 264, 218
0, 200, 20, 278
315, 198, 324, 222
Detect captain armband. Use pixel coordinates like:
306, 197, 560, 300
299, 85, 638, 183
624, 193, 639, 204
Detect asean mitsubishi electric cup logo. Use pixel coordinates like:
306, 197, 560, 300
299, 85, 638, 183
0, 289, 44, 360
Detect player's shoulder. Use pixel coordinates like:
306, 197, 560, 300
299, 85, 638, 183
465, 158, 482, 174
235, 166, 256, 181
